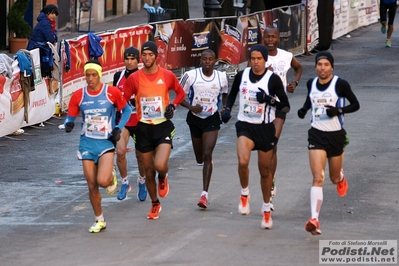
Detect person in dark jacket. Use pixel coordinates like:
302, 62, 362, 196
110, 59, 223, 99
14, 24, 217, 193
27, 4, 59, 50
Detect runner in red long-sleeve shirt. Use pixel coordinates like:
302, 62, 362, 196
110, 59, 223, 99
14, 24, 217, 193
123, 41, 185, 219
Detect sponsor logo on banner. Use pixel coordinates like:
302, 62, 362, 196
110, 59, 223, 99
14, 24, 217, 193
219, 24, 242, 64
192, 31, 210, 51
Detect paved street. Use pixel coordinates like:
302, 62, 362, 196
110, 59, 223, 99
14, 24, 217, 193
1, 3, 399, 266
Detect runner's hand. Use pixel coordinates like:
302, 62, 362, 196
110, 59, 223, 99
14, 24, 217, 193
221, 109, 231, 123
256, 88, 275, 105
297, 108, 307, 119
325, 106, 340, 117
109, 127, 121, 142
65, 122, 74, 133
164, 104, 175, 119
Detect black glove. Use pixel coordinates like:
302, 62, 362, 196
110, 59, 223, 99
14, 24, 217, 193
65, 122, 74, 133
109, 127, 121, 142
297, 108, 307, 119
256, 88, 275, 105
326, 106, 341, 117
164, 104, 175, 119
221, 109, 231, 123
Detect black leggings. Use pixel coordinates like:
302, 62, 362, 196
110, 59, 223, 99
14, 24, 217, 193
380, 1, 397, 25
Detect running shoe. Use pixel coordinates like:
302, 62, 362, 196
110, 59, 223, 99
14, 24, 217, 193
147, 202, 162, 219
137, 177, 147, 201
381, 24, 386, 34
305, 218, 321, 235
385, 39, 392, 48
238, 194, 250, 215
88, 220, 106, 233
336, 169, 348, 197
197, 195, 208, 208
117, 183, 131, 200
271, 179, 276, 198
106, 166, 118, 195
158, 174, 169, 198
261, 211, 273, 229
270, 199, 274, 211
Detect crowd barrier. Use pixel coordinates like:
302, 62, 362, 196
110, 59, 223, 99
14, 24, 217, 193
0, 0, 379, 137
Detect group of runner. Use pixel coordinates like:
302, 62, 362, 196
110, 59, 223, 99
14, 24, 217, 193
64, 26, 359, 235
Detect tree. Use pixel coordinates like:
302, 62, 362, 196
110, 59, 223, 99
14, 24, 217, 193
8, 0, 32, 38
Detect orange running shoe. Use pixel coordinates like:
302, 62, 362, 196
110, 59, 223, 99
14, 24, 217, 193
305, 218, 321, 235
197, 195, 208, 208
238, 195, 250, 215
158, 174, 169, 198
147, 202, 162, 219
261, 211, 273, 229
337, 169, 348, 197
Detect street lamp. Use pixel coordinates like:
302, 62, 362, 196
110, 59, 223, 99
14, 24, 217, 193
203, 0, 222, 18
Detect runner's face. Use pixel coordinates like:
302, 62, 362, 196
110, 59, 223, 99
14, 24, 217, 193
263, 28, 279, 51
85, 69, 101, 90
200, 52, 215, 72
142, 50, 156, 68
316, 59, 333, 81
250, 51, 266, 74
124, 56, 138, 71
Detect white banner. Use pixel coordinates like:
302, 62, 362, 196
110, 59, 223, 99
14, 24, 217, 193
0, 49, 56, 137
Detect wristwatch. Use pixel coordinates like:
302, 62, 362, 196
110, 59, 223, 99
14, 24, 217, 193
294, 80, 299, 86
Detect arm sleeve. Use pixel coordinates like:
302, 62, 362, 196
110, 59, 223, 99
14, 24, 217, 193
166, 71, 185, 105
269, 74, 290, 112
117, 104, 132, 129
122, 74, 135, 102
226, 70, 243, 109
301, 79, 313, 110
336, 78, 360, 113
113, 72, 121, 86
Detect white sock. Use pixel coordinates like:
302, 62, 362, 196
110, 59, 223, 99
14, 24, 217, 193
310, 186, 323, 220
201, 191, 208, 198
339, 169, 344, 182
95, 214, 104, 222
262, 202, 270, 212
122, 176, 129, 185
241, 187, 249, 196
138, 176, 146, 184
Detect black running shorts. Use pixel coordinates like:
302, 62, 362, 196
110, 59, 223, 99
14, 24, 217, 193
235, 121, 278, 152
186, 111, 221, 138
307, 127, 349, 158
134, 120, 175, 153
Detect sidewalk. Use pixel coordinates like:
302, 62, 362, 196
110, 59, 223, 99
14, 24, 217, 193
1, 0, 204, 56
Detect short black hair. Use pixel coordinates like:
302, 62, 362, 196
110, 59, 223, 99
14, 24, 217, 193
41, 4, 59, 16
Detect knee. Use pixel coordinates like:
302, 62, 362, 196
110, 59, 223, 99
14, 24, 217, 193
116, 148, 126, 159
312, 174, 324, 186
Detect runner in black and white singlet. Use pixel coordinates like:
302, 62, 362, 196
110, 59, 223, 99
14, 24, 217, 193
263, 26, 303, 210
297, 51, 360, 235
179, 49, 228, 209
222, 44, 290, 229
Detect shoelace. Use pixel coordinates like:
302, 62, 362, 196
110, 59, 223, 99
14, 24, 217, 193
159, 179, 165, 189
241, 196, 248, 206
151, 204, 159, 213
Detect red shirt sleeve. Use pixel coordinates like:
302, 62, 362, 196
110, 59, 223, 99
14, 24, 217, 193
164, 69, 186, 106
67, 88, 83, 117
107, 86, 127, 111
122, 72, 138, 102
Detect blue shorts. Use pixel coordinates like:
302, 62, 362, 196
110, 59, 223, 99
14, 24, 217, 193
77, 136, 115, 164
